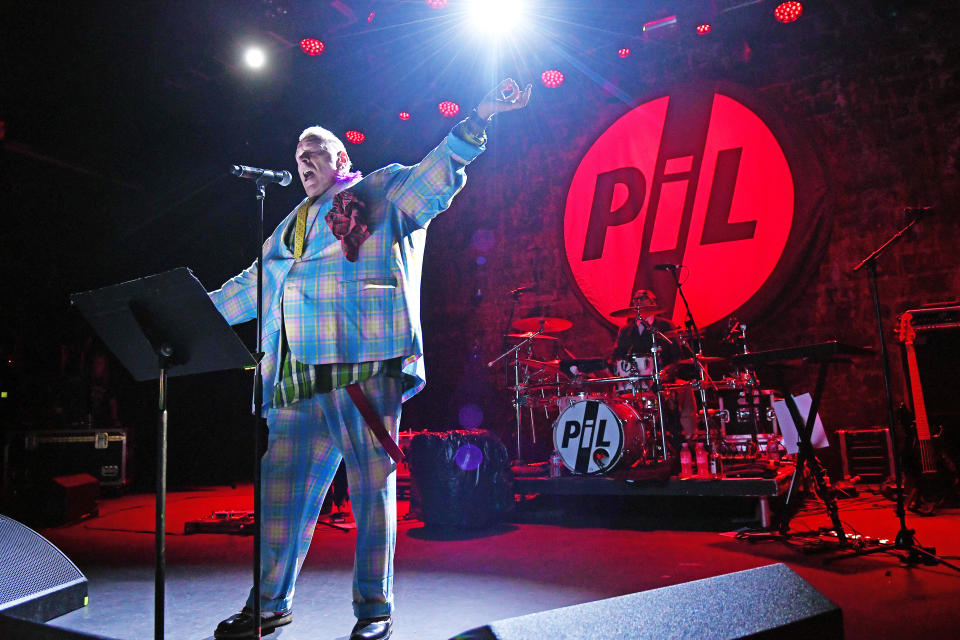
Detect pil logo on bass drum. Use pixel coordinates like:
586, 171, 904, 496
553, 399, 651, 475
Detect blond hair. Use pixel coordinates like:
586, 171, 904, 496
298, 126, 352, 173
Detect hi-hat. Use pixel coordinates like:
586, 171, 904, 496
506, 332, 558, 341
511, 317, 573, 333
610, 305, 661, 318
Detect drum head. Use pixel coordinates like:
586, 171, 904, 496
552, 399, 625, 475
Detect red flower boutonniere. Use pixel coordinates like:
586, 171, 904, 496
326, 190, 371, 262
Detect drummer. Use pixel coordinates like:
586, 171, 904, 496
610, 289, 682, 383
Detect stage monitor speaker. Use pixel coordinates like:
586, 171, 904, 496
0, 614, 118, 640
450, 563, 842, 640
0, 514, 88, 623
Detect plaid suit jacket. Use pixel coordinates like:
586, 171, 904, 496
209, 128, 484, 410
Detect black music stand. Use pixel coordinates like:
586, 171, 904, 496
71, 267, 255, 640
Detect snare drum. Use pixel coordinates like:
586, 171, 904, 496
552, 398, 654, 474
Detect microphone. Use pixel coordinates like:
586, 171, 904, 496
653, 263, 682, 271
904, 206, 934, 218
230, 164, 293, 186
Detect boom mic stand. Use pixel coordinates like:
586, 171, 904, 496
838, 208, 958, 571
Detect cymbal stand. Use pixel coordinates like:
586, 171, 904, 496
488, 326, 544, 463
665, 268, 715, 447
638, 316, 671, 461
731, 321, 763, 451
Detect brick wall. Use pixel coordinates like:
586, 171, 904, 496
402, 1, 960, 458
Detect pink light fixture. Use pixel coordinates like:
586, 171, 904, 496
438, 101, 460, 117
541, 70, 564, 88
774, 2, 803, 24
299, 38, 325, 56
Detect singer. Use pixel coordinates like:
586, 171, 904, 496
207, 78, 531, 640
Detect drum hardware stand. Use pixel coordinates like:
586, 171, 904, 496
488, 324, 545, 463
664, 267, 716, 448
638, 316, 672, 462
729, 320, 764, 452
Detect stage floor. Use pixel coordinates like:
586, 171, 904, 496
33, 483, 960, 640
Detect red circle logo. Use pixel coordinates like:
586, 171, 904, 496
564, 90, 799, 328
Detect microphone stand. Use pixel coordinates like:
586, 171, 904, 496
248, 177, 271, 638
665, 268, 715, 447
843, 211, 956, 569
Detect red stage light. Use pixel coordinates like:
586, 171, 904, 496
368, 12, 375, 23
345, 130, 365, 144
774, 2, 803, 23
618, 48, 631, 58
425, 0, 448, 8
438, 101, 460, 117
696, 24, 711, 35
398, 111, 411, 121
541, 70, 564, 88
299, 38, 325, 56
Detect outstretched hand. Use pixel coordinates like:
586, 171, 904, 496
475, 78, 533, 120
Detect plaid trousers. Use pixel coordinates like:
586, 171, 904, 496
245, 373, 402, 619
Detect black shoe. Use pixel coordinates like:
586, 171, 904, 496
350, 616, 392, 640
214, 609, 292, 639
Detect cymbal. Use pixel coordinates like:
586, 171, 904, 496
506, 332, 558, 341
610, 305, 661, 318
511, 317, 573, 333
672, 356, 729, 366
519, 358, 562, 371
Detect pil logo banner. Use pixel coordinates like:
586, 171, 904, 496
563, 84, 826, 328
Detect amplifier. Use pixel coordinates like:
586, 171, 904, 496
904, 303, 960, 331
900, 305, 960, 435
3, 429, 128, 490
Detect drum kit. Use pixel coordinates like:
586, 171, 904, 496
488, 300, 781, 477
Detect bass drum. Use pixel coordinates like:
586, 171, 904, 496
552, 398, 653, 475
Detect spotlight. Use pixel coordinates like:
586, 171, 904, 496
774, 2, 803, 23
243, 47, 266, 69
300, 38, 324, 56
345, 130, 365, 144
540, 70, 564, 88
398, 111, 411, 120
466, 0, 528, 37
696, 24, 712, 35
438, 101, 460, 117
618, 48, 631, 58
